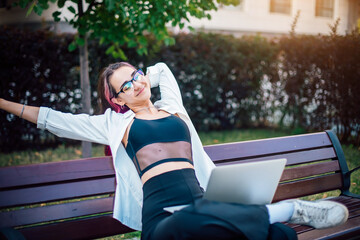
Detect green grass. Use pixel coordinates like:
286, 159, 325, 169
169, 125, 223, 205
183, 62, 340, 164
1, 128, 359, 240
198, 128, 294, 146
0, 144, 106, 167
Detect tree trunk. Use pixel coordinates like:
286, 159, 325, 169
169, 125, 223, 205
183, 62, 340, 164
79, 35, 92, 158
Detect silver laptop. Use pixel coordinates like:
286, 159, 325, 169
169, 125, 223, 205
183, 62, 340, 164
164, 158, 287, 213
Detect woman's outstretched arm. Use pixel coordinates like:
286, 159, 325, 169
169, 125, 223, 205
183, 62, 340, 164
0, 98, 111, 145
0, 98, 39, 124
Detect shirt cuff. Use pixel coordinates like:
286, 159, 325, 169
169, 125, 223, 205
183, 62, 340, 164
37, 107, 50, 130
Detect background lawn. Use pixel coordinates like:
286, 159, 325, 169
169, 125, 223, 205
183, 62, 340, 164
1, 128, 359, 240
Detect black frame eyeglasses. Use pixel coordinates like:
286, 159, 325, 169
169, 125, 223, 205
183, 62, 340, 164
115, 69, 144, 96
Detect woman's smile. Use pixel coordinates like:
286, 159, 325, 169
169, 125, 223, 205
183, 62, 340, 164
136, 87, 145, 96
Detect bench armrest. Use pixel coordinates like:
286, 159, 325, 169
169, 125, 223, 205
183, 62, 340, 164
343, 163, 360, 199
345, 164, 360, 178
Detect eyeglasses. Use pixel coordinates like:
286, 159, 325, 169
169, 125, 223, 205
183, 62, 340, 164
115, 69, 144, 96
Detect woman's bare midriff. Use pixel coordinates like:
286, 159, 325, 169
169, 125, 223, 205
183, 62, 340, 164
141, 161, 194, 184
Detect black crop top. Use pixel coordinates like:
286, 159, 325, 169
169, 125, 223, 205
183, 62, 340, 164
126, 115, 193, 177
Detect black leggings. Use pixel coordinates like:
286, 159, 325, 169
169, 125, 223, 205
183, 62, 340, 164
141, 169, 297, 240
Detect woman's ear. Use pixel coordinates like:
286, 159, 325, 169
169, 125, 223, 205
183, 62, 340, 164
111, 97, 125, 107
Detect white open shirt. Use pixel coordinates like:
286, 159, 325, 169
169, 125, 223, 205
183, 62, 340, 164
37, 62, 215, 230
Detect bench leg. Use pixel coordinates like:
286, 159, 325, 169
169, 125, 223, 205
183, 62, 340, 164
0, 228, 26, 240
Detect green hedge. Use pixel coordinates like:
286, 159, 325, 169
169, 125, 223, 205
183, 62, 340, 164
0, 27, 80, 151
1, 26, 359, 152
277, 32, 360, 144
154, 33, 279, 130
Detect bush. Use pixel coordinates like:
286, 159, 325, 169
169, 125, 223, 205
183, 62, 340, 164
1, 26, 359, 152
277, 31, 360, 144
154, 33, 279, 130
0, 26, 80, 152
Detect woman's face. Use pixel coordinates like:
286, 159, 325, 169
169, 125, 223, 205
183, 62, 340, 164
110, 66, 151, 108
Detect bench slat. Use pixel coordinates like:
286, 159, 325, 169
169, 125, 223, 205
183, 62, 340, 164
297, 212, 360, 240
290, 209, 360, 238
19, 215, 134, 240
330, 196, 360, 208
273, 173, 343, 202
280, 160, 340, 181
205, 132, 332, 162
0, 157, 114, 189
326, 196, 360, 219
285, 196, 360, 235
288, 224, 311, 235
213, 147, 336, 166
345, 201, 360, 212
0, 178, 116, 208
0, 197, 114, 228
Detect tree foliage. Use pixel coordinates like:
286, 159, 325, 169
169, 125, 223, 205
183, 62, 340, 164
15, 0, 240, 58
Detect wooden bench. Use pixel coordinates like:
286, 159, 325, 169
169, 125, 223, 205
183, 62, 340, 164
0, 130, 359, 240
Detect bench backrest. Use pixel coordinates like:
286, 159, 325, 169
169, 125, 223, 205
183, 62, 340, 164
0, 157, 132, 239
204, 130, 349, 201
0, 130, 349, 239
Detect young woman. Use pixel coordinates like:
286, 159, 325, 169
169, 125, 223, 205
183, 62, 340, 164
0, 62, 348, 240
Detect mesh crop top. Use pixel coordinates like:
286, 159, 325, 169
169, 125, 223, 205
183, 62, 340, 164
125, 115, 193, 177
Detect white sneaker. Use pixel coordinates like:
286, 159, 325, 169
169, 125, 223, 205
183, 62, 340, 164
285, 199, 349, 229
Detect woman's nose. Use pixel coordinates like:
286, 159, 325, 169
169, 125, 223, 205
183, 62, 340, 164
133, 80, 142, 90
